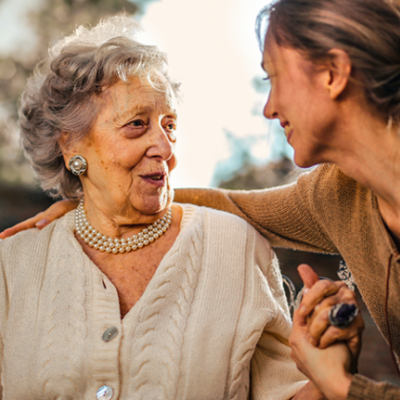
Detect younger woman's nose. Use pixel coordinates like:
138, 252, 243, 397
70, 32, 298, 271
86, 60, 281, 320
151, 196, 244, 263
263, 93, 278, 120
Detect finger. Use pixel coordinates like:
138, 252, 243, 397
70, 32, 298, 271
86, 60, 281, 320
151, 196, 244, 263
306, 287, 358, 334
298, 264, 319, 288
0, 200, 78, 239
290, 308, 310, 349
347, 334, 363, 368
0, 214, 45, 239
289, 312, 316, 374
318, 314, 364, 351
307, 308, 330, 345
290, 309, 308, 343
42, 200, 79, 222
298, 279, 346, 317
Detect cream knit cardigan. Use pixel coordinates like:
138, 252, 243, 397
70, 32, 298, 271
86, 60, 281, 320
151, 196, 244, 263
0, 204, 306, 400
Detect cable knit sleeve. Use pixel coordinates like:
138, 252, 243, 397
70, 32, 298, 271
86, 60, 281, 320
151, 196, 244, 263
247, 230, 307, 400
213, 216, 307, 400
174, 164, 338, 254
0, 240, 6, 400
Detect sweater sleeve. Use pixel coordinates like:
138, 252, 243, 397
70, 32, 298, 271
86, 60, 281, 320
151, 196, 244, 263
347, 374, 400, 400
0, 241, 6, 400
0, 324, 2, 400
248, 229, 308, 400
174, 165, 338, 254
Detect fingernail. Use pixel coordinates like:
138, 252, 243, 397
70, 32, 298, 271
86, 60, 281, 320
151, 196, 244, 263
35, 219, 49, 229
303, 288, 310, 296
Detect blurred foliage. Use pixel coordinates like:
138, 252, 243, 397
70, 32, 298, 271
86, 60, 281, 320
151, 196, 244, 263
251, 74, 270, 94
212, 130, 303, 190
217, 156, 302, 190
0, 0, 154, 185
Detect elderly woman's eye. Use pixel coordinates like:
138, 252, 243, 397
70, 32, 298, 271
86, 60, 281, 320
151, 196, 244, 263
164, 123, 177, 142
130, 120, 144, 127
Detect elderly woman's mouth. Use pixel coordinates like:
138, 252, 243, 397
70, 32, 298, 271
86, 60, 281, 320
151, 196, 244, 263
141, 172, 167, 186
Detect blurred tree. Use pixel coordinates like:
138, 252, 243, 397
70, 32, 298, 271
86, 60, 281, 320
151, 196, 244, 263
217, 156, 302, 190
251, 74, 294, 162
0, 0, 155, 185
212, 129, 303, 190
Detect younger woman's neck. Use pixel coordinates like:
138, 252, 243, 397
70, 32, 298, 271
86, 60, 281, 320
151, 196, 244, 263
329, 103, 399, 196
332, 113, 400, 233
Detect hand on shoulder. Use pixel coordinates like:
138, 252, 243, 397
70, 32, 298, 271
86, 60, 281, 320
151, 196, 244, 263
0, 199, 78, 239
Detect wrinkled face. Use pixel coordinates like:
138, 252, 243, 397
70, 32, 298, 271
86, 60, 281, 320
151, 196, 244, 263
262, 35, 337, 167
70, 74, 178, 219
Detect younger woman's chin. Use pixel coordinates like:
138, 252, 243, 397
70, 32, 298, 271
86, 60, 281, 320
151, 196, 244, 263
293, 152, 320, 169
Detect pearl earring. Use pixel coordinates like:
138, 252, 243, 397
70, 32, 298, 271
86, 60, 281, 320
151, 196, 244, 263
69, 155, 87, 176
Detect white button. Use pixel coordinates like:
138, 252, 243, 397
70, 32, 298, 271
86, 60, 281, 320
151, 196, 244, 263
97, 385, 114, 400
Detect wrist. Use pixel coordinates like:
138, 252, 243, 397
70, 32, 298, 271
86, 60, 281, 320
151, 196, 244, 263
323, 372, 352, 400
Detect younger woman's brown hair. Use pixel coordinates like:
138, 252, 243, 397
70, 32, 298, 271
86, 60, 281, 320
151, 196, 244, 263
256, 0, 400, 122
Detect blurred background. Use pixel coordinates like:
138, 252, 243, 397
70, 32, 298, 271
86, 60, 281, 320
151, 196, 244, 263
0, 0, 398, 385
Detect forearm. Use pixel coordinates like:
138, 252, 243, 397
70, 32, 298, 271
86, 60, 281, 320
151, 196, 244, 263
175, 176, 338, 254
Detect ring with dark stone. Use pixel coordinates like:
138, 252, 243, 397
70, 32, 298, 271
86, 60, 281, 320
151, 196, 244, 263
328, 302, 359, 328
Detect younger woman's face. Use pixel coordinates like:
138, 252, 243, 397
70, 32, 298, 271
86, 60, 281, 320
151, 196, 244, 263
262, 35, 340, 168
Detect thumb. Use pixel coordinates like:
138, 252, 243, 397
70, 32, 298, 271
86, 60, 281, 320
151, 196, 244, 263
298, 264, 319, 289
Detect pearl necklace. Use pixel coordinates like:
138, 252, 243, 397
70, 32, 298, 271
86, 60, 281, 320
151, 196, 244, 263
75, 200, 172, 254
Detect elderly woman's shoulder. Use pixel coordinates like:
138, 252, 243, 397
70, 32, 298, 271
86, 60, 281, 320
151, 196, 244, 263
186, 203, 270, 245
0, 211, 72, 259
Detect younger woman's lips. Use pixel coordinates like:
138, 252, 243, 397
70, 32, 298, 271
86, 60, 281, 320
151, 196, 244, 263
286, 129, 293, 142
284, 125, 293, 142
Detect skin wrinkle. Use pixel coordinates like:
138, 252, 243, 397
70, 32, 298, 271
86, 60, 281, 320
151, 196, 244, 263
60, 73, 183, 318
84, 83, 173, 230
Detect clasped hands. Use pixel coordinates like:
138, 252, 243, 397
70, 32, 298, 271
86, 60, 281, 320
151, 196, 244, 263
290, 264, 364, 400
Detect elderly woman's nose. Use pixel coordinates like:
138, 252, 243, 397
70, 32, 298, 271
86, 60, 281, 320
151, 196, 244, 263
146, 127, 174, 160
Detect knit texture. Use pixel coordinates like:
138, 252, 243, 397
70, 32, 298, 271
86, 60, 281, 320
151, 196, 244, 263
0, 204, 306, 400
174, 163, 400, 400
348, 374, 400, 400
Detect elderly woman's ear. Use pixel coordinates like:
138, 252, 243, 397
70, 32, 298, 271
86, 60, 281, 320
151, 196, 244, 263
58, 132, 87, 176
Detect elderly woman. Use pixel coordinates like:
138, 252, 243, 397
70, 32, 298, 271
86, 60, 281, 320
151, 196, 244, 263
11, 0, 400, 398
0, 15, 316, 400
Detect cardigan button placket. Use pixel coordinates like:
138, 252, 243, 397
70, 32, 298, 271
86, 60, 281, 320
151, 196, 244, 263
102, 326, 119, 342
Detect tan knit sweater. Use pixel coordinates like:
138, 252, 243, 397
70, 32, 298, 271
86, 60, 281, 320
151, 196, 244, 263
0, 204, 306, 400
174, 164, 400, 400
